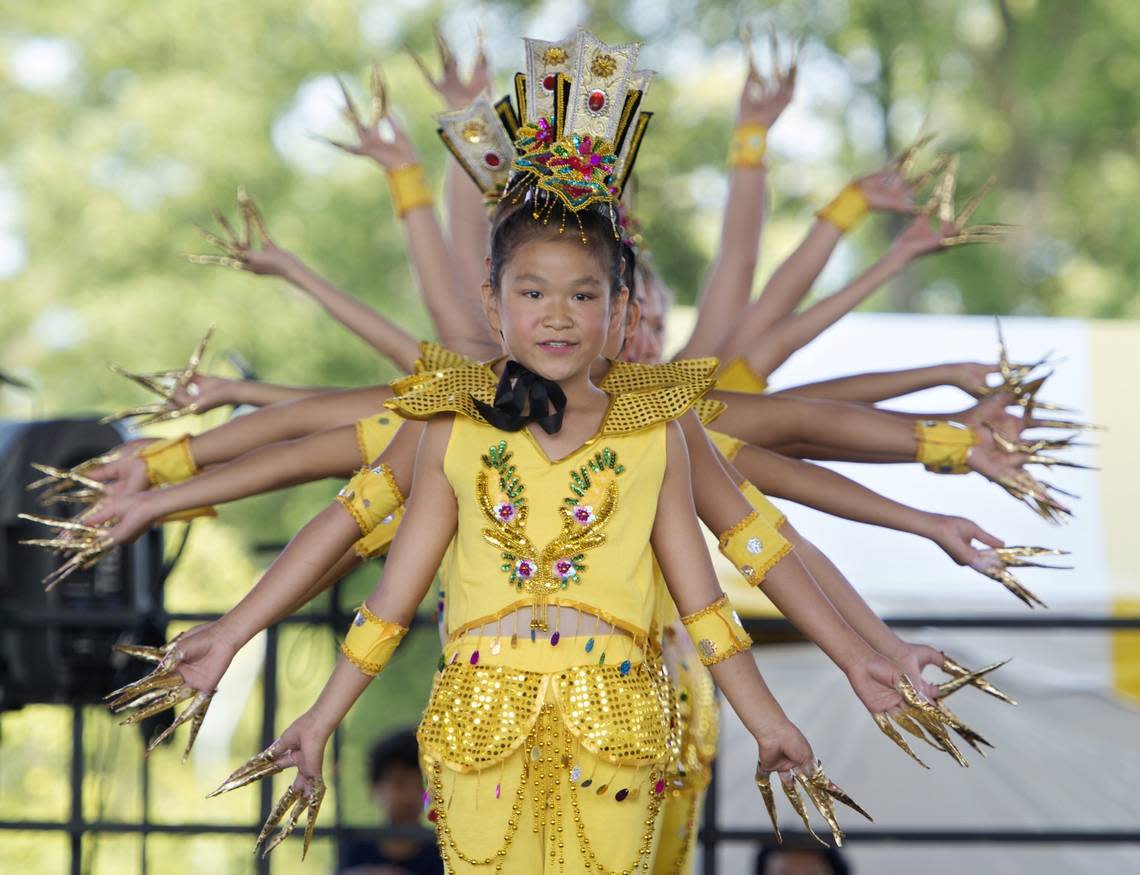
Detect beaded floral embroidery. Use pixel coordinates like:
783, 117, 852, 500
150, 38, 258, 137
476, 441, 625, 629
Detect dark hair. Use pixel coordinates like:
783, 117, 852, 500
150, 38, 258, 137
488, 192, 624, 297
755, 843, 850, 875
368, 727, 421, 785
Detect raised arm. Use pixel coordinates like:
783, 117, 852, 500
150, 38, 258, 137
672, 35, 794, 359
321, 67, 497, 360
717, 165, 915, 364
190, 189, 421, 372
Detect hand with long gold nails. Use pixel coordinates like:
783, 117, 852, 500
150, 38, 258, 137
18, 512, 114, 590
317, 65, 418, 172
891, 642, 1016, 706
101, 328, 215, 427
209, 711, 328, 859
968, 545, 1072, 608
26, 462, 109, 509
870, 675, 994, 769
737, 25, 798, 129
918, 155, 1010, 247
104, 624, 230, 761
966, 424, 1075, 524
188, 189, 295, 277
81, 488, 162, 546
754, 740, 871, 847
408, 22, 491, 111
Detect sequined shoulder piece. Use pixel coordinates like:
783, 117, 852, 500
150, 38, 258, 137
692, 397, 726, 426
417, 340, 473, 374
599, 360, 719, 436
599, 357, 719, 394
385, 363, 497, 423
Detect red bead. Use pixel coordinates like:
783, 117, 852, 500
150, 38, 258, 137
654, 779, 666, 794
484, 151, 502, 168
587, 90, 606, 113
542, 73, 557, 92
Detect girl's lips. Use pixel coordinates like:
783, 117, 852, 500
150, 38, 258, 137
537, 340, 579, 356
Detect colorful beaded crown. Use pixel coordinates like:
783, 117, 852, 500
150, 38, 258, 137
437, 29, 654, 219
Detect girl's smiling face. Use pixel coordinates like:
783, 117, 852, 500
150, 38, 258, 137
484, 235, 628, 385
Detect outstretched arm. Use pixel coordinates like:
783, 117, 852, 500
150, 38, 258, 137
774, 361, 997, 404
672, 36, 794, 359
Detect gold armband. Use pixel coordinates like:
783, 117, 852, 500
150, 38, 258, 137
915, 420, 977, 475
138, 434, 198, 486
714, 357, 768, 394
816, 183, 870, 233
336, 464, 405, 535
340, 604, 408, 676
386, 164, 434, 218
718, 508, 791, 588
681, 595, 752, 666
728, 123, 768, 167
353, 504, 405, 559
739, 481, 786, 530
159, 506, 218, 523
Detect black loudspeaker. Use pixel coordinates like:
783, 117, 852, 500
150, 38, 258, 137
0, 418, 167, 711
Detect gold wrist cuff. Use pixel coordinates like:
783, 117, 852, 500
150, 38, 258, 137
340, 604, 408, 676
159, 506, 218, 523
386, 164, 434, 218
681, 594, 752, 666
728, 123, 768, 167
336, 463, 405, 535
138, 434, 198, 486
739, 481, 786, 530
353, 504, 405, 559
816, 183, 870, 232
718, 507, 792, 588
915, 420, 977, 474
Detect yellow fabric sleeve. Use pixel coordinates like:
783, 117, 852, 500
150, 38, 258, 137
336, 464, 405, 535
718, 509, 792, 588
680, 595, 752, 666
352, 504, 405, 559
706, 428, 744, 463
739, 480, 786, 530
138, 435, 198, 486
386, 163, 434, 218
915, 420, 978, 474
728, 123, 767, 167
714, 357, 768, 394
340, 604, 408, 676
816, 183, 870, 232
354, 412, 402, 466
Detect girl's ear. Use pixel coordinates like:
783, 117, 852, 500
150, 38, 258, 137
481, 280, 502, 337
609, 285, 630, 338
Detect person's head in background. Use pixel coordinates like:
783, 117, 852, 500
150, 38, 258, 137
368, 728, 424, 825
623, 257, 671, 364
755, 843, 851, 875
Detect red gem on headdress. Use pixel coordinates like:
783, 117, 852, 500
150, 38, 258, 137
578, 136, 593, 155
484, 151, 502, 168
587, 90, 606, 113
542, 73, 557, 92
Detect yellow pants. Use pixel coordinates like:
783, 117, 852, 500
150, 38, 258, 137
653, 782, 707, 875
423, 634, 668, 874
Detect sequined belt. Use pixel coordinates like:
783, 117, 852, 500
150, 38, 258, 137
418, 659, 673, 774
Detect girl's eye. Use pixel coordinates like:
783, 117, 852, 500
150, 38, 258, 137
524, 289, 542, 299
574, 292, 596, 302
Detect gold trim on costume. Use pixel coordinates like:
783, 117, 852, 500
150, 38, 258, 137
340, 604, 407, 676
386, 163, 434, 217
915, 419, 977, 474
680, 594, 752, 666
718, 509, 792, 588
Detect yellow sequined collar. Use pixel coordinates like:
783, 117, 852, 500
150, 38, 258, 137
386, 357, 719, 437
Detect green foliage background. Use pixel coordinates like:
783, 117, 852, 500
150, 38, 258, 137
1, 0, 1136, 871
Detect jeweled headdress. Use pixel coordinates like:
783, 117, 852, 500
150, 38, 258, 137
438, 29, 654, 230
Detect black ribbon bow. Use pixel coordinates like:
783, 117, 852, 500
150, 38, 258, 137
472, 360, 567, 434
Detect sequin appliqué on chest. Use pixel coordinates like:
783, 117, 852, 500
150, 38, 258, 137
476, 440, 625, 631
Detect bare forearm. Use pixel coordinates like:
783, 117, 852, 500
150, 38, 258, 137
281, 258, 420, 373
746, 251, 908, 378
720, 221, 842, 361
733, 444, 934, 536
710, 392, 918, 460
444, 163, 492, 308
774, 363, 954, 404
228, 380, 336, 407
276, 549, 363, 622
675, 164, 767, 359
189, 385, 392, 467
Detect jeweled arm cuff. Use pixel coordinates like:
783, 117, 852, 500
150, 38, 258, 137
386, 164, 434, 218
138, 434, 198, 486
718, 508, 792, 588
915, 420, 978, 475
340, 604, 408, 676
353, 504, 405, 559
336, 463, 406, 536
728, 123, 768, 168
816, 183, 870, 232
681, 594, 752, 666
